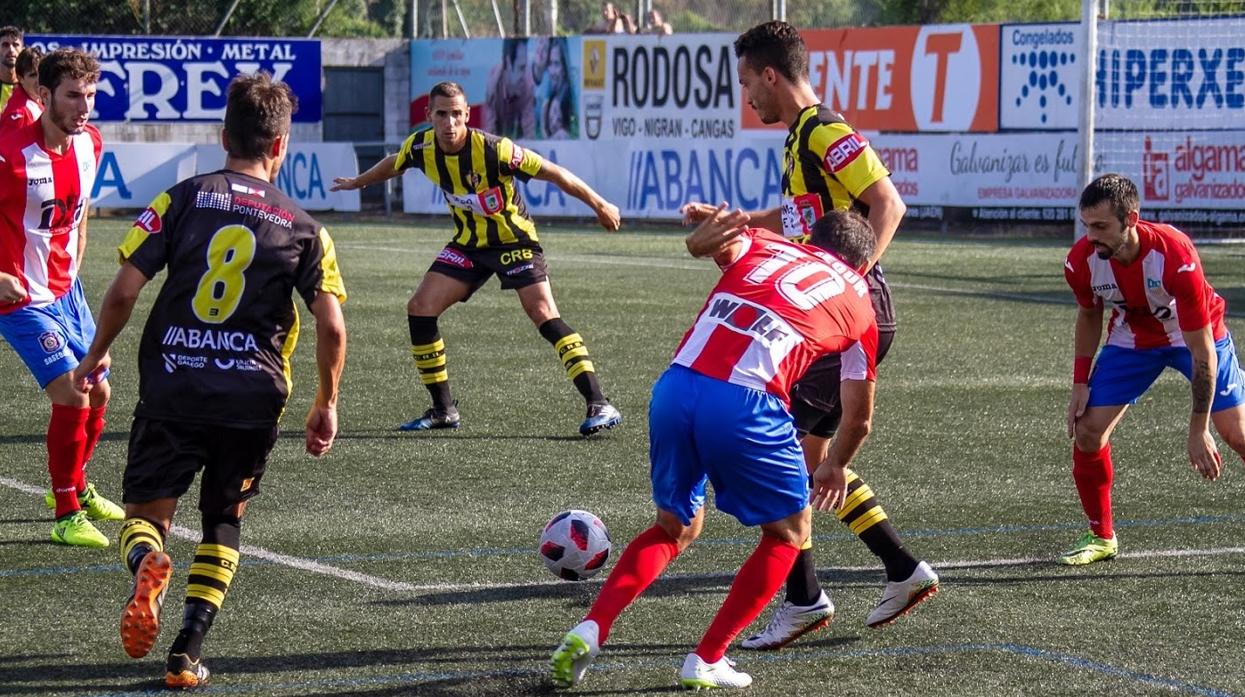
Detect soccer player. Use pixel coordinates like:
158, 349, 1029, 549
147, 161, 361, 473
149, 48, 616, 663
0, 26, 21, 113
70, 72, 348, 689
684, 20, 936, 647
331, 81, 623, 437
0, 46, 44, 132
0, 47, 122, 548
1061, 174, 1245, 565
550, 207, 880, 690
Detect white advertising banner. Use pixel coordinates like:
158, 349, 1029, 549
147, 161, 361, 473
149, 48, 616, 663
195, 143, 361, 212
92, 144, 198, 209
578, 34, 740, 143
999, 23, 1080, 130
1099, 130, 1245, 222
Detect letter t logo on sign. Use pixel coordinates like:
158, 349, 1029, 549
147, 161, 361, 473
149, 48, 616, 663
924, 33, 962, 124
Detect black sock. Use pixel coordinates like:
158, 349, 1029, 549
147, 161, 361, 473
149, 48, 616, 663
169, 601, 216, 662
836, 471, 919, 581
784, 547, 822, 606
408, 315, 454, 410
538, 318, 606, 404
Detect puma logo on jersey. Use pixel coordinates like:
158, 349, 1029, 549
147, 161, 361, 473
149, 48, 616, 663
1065, 260, 1075, 272
1220, 384, 1238, 396
1177, 263, 1196, 273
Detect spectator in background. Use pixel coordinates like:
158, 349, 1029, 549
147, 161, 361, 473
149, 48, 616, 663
1, 46, 44, 132
0, 26, 22, 113
641, 9, 673, 35
485, 38, 535, 139
586, 3, 635, 34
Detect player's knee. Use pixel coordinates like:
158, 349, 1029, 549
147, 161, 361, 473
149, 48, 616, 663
90, 378, 110, 405
1073, 420, 1110, 452
655, 509, 700, 549
407, 295, 435, 316
761, 508, 811, 547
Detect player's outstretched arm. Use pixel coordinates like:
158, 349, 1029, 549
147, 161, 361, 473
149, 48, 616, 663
72, 263, 149, 391
811, 377, 875, 511
684, 203, 749, 262
1067, 303, 1104, 438
306, 291, 346, 457
1183, 324, 1222, 480
331, 153, 401, 192
857, 176, 907, 272
532, 161, 621, 231
680, 201, 780, 234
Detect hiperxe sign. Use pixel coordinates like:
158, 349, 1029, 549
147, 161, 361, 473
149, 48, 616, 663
27, 35, 322, 122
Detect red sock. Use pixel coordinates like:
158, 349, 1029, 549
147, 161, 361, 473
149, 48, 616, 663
1072, 443, 1114, 539
695, 535, 801, 663
585, 525, 680, 644
77, 404, 108, 491
48, 404, 90, 518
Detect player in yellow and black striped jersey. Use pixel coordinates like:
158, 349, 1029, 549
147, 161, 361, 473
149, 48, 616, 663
684, 21, 937, 648
70, 73, 348, 690
0, 27, 21, 114
332, 80, 624, 437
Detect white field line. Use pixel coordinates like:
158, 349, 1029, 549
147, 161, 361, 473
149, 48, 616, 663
5, 476, 1243, 594
1, 476, 416, 592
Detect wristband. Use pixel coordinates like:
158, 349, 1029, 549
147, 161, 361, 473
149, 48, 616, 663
1074, 356, 1092, 384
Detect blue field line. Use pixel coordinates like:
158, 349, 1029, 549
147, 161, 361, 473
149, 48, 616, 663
5, 512, 1245, 580
75, 642, 1240, 697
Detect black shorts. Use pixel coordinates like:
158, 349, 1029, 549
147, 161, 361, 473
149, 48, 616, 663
428, 243, 549, 299
791, 328, 895, 438
123, 417, 280, 514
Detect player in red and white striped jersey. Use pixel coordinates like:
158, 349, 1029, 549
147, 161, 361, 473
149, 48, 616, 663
0, 48, 122, 549
0, 46, 43, 133
1061, 174, 1245, 566
551, 208, 880, 690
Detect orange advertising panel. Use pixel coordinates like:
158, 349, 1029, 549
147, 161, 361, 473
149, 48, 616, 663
742, 24, 999, 133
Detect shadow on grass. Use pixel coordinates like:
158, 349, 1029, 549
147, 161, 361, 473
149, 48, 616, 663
0, 641, 714, 696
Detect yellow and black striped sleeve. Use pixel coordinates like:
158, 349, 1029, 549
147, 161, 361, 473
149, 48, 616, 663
394, 128, 434, 174
117, 189, 175, 279
806, 120, 890, 200
295, 226, 347, 307
495, 137, 544, 181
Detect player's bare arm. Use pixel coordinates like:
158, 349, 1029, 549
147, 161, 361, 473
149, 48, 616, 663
0, 271, 26, 304
71, 262, 149, 391
1183, 324, 1222, 480
306, 290, 346, 457
811, 377, 875, 511
684, 204, 749, 261
330, 152, 401, 192
680, 201, 783, 236
857, 176, 906, 272
532, 161, 620, 231
1068, 301, 1105, 438
77, 207, 89, 262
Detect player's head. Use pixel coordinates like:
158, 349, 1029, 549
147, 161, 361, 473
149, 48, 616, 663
808, 210, 876, 270
1079, 174, 1140, 260
734, 21, 808, 124
37, 48, 100, 137
0, 27, 22, 72
427, 81, 470, 149
16, 46, 42, 96
222, 71, 298, 179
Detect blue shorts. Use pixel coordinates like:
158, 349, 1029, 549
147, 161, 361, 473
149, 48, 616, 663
1087, 335, 1245, 412
648, 365, 808, 527
0, 279, 102, 389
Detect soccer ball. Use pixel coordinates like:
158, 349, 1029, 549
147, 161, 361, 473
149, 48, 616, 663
539, 510, 612, 581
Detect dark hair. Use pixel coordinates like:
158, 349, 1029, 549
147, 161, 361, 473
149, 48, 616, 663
502, 37, 526, 65
224, 72, 297, 160
16, 46, 42, 78
734, 20, 808, 82
808, 210, 876, 269
429, 80, 466, 102
38, 48, 100, 92
1079, 173, 1139, 224
0, 26, 22, 43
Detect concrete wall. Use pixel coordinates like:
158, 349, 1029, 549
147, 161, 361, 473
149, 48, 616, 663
95, 38, 411, 147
